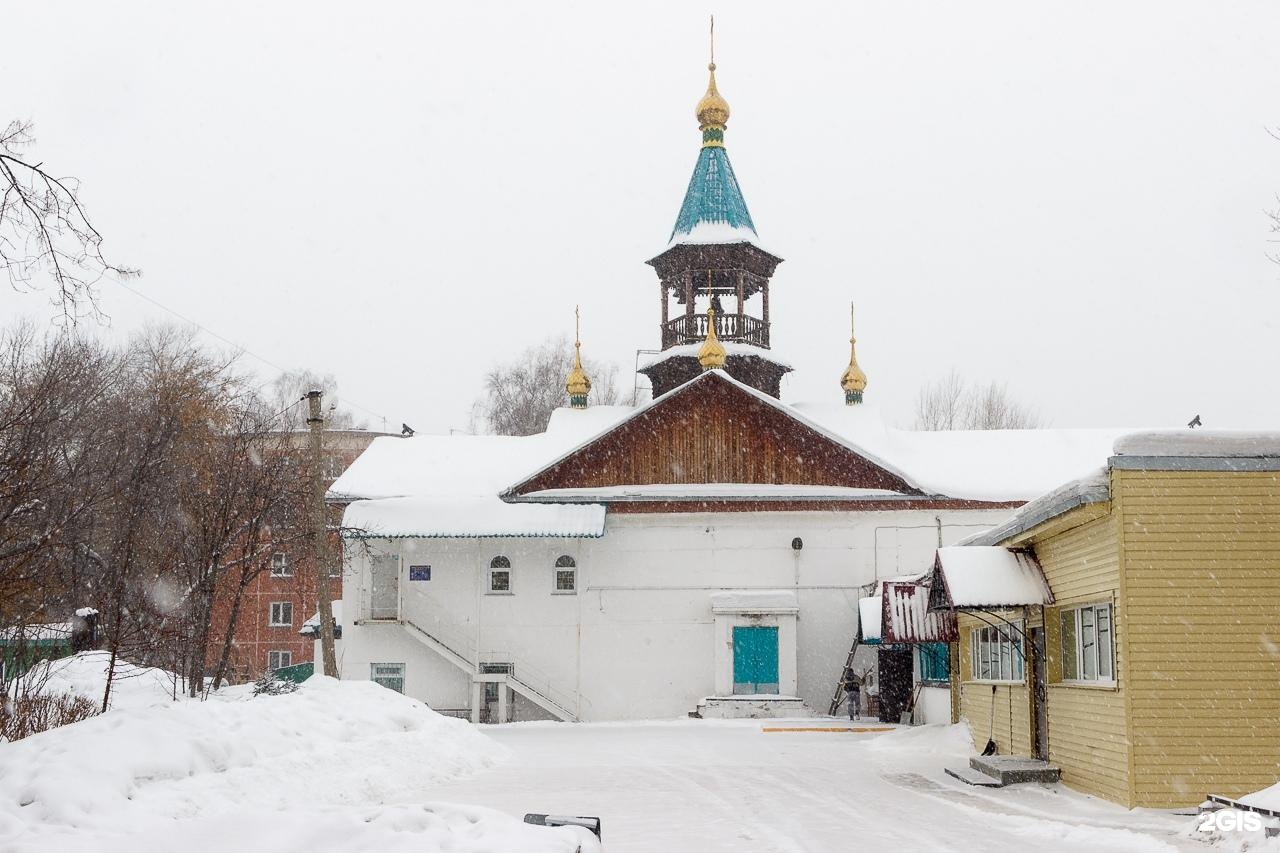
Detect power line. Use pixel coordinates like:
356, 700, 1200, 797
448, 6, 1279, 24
111, 278, 394, 427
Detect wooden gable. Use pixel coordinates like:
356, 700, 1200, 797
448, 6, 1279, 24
507, 372, 921, 497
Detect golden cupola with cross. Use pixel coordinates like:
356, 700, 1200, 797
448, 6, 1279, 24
638, 18, 792, 400
565, 306, 592, 409
840, 303, 868, 405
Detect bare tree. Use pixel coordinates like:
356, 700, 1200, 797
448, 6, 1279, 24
0, 120, 135, 318
471, 335, 621, 436
269, 368, 366, 430
914, 370, 1042, 431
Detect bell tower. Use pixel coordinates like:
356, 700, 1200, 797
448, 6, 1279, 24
639, 21, 791, 399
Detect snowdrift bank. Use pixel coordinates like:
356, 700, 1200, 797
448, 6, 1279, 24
0, 677, 598, 852
16, 649, 184, 711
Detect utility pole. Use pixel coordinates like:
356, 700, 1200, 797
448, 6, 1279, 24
307, 389, 339, 678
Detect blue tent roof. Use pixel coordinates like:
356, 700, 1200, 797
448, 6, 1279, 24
669, 145, 757, 244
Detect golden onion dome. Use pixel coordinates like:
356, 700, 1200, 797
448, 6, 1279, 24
565, 307, 592, 408
696, 63, 731, 132
841, 337, 868, 392
841, 303, 868, 404
566, 345, 591, 397
698, 307, 728, 370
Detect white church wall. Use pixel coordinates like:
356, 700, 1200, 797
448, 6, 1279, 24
339, 506, 1013, 721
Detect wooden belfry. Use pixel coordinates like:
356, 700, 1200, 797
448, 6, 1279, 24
639, 20, 791, 399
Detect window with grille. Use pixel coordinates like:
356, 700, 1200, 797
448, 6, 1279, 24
489, 556, 511, 594
267, 650, 292, 672
371, 662, 405, 693
970, 621, 1024, 682
554, 555, 576, 593
269, 601, 293, 626
270, 552, 291, 576
1061, 603, 1114, 683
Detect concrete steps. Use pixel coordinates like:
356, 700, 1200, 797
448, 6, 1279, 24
694, 696, 819, 719
945, 755, 1061, 788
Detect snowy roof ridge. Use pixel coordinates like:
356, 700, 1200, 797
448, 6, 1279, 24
638, 341, 792, 371
500, 369, 925, 499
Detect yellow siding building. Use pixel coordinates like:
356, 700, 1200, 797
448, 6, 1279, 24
947, 433, 1280, 808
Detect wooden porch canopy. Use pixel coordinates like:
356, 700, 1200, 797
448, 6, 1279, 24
927, 546, 1053, 611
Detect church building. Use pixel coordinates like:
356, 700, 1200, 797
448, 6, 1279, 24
328, 52, 1122, 723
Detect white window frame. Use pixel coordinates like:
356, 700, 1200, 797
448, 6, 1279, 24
269, 601, 294, 627
371, 662, 405, 693
1061, 602, 1115, 685
270, 552, 291, 577
488, 556, 512, 595
969, 621, 1025, 683
267, 650, 292, 672
553, 555, 576, 594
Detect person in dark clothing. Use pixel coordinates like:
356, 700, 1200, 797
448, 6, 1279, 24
843, 670, 861, 721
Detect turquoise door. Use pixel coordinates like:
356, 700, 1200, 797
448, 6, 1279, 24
732, 626, 780, 695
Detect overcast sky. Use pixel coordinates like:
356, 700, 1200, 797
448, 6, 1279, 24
5, 2, 1280, 434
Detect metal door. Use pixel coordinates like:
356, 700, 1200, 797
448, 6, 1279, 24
370, 554, 400, 620
732, 626, 780, 695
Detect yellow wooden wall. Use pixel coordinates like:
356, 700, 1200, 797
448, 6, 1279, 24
1033, 510, 1132, 806
956, 610, 1033, 758
1116, 468, 1280, 807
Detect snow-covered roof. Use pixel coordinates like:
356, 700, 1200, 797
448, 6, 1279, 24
934, 546, 1053, 608
963, 469, 1110, 546
503, 370, 923, 499
1113, 430, 1280, 461
859, 596, 882, 642
331, 367, 1191, 516
638, 341, 792, 372
797, 401, 1131, 502
328, 406, 633, 502
518, 484, 907, 503
0, 622, 74, 643
343, 496, 606, 539
300, 601, 343, 637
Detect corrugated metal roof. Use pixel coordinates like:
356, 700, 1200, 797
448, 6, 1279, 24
882, 582, 957, 643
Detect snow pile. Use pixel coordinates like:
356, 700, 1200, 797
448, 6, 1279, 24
18, 650, 183, 711
0, 676, 597, 853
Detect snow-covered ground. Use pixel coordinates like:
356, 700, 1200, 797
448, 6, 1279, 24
0, 674, 598, 852
413, 719, 1219, 853
2, 659, 1269, 852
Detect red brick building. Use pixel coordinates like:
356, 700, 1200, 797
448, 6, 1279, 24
207, 429, 393, 682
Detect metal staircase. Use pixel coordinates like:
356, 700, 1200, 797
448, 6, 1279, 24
402, 618, 578, 723
827, 637, 862, 716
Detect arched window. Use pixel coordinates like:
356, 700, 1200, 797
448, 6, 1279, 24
488, 556, 512, 593
554, 555, 576, 594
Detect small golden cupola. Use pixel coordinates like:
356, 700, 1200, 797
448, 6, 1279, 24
841, 302, 868, 405
696, 17, 730, 147
565, 306, 592, 409
698, 306, 727, 371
